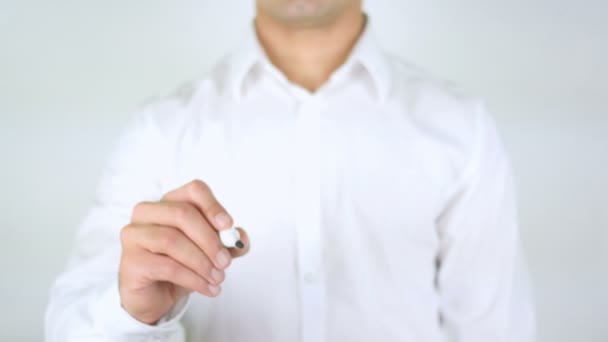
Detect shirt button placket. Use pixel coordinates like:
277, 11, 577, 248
293, 96, 326, 342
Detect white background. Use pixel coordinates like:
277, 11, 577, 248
1, 1, 606, 341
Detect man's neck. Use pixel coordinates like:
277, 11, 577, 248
254, 8, 366, 92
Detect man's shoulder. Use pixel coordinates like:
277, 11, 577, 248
386, 52, 482, 111
141, 52, 240, 110
384, 52, 488, 142
135, 69, 226, 132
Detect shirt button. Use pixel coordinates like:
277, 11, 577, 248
150, 333, 168, 342
303, 272, 318, 284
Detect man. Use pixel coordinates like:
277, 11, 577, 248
45, 1, 535, 341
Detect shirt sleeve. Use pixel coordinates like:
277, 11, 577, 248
44, 104, 189, 342
435, 102, 536, 342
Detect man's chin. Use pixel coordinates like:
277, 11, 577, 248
259, 0, 340, 28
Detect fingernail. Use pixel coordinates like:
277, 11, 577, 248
215, 212, 232, 229
211, 268, 223, 283
208, 284, 221, 296
216, 249, 231, 268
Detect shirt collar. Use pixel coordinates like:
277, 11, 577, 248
227, 15, 391, 103
347, 16, 391, 103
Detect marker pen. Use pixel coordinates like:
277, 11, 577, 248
219, 227, 244, 249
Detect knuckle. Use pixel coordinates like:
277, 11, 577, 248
200, 259, 215, 276
187, 180, 209, 196
131, 201, 150, 219
214, 242, 226, 255
203, 238, 224, 257
119, 224, 135, 244
120, 251, 141, 278
158, 229, 180, 250
156, 260, 178, 279
172, 203, 193, 223
205, 202, 224, 217
121, 256, 137, 275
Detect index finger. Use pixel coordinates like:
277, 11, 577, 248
162, 180, 233, 231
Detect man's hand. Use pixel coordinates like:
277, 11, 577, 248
118, 180, 250, 324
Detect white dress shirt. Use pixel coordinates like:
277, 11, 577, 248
45, 21, 535, 342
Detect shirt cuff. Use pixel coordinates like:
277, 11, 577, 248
95, 279, 190, 342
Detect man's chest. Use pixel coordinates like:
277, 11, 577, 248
162, 103, 447, 247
